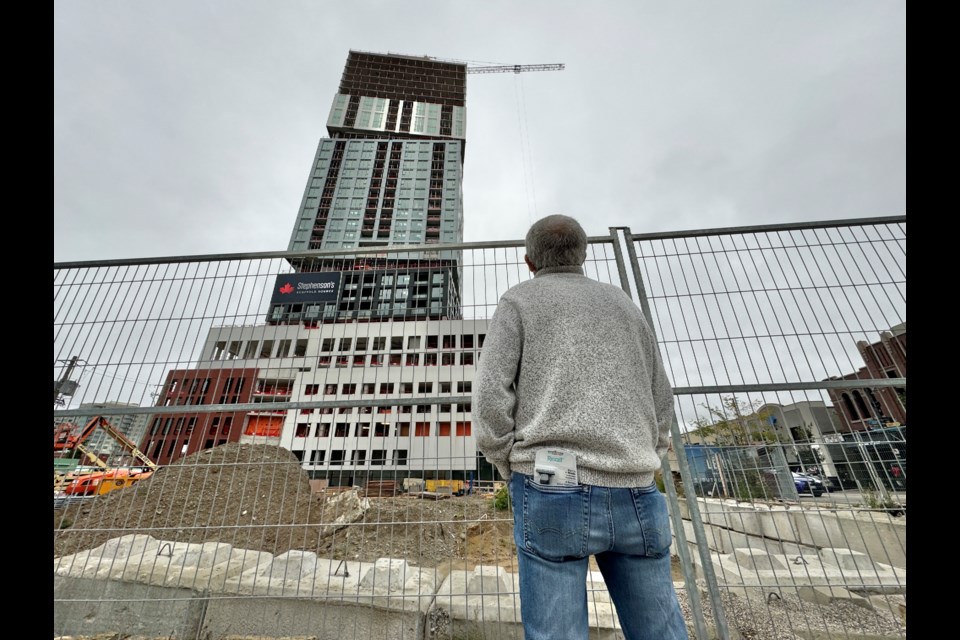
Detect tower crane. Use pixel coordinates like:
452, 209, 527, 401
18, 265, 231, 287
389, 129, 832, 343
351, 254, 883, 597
466, 63, 565, 74
417, 54, 564, 75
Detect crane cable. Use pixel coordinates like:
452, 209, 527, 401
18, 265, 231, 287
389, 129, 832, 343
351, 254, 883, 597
513, 75, 538, 224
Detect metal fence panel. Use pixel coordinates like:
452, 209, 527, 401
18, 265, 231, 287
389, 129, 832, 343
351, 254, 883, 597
626, 218, 906, 639
54, 220, 906, 639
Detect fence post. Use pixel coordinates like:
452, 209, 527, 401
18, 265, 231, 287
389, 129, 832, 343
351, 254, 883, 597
622, 228, 730, 640
607, 227, 633, 297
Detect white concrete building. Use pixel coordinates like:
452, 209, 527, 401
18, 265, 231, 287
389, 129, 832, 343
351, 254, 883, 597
196, 318, 487, 485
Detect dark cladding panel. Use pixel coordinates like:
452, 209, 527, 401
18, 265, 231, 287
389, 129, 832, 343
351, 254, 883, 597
339, 51, 467, 107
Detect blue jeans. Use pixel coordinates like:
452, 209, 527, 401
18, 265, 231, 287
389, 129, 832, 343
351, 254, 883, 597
510, 474, 688, 640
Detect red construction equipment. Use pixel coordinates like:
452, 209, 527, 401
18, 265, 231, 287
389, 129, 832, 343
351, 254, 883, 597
54, 416, 158, 496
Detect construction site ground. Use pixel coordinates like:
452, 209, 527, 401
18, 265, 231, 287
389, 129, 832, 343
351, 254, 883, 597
55, 443, 908, 640
54, 442, 682, 579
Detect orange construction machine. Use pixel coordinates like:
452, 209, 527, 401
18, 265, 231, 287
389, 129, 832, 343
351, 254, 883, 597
54, 416, 158, 496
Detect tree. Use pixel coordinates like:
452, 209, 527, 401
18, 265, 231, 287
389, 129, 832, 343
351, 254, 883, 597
688, 396, 780, 446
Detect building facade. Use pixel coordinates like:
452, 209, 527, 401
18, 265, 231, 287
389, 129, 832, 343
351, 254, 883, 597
826, 322, 907, 432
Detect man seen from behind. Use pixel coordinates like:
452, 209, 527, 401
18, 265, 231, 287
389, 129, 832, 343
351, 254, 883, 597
474, 214, 688, 640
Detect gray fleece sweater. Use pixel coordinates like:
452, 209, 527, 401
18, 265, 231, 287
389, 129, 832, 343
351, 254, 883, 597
474, 265, 674, 488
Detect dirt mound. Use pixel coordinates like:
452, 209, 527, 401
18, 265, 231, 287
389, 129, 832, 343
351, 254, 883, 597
54, 442, 517, 569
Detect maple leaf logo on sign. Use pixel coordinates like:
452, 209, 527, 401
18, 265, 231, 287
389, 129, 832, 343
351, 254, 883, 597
279, 283, 294, 294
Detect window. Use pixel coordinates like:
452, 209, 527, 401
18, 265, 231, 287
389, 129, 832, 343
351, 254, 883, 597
386, 353, 402, 366
321, 338, 335, 352
399, 405, 412, 414
317, 424, 330, 436
334, 423, 350, 437
393, 449, 408, 466
357, 423, 371, 437
324, 384, 337, 395
441, 353, 455, 366
305, 384, 320, 396
355, 337, 368, 350
400, 382, 414, 394
439, 404, 451, 413
330, 450, 345, 465
342, 383, 357, 395
372, 337, 386, 350
338, 406, 354, 414
352, 450, 367, 465
277, 339, 292, 358
353, 355, 366, 366
379, 382, 395, 394
458, 403, 472, 412
406, 354, 420, 366
295, 423, 310, 438
424, 353, 438, 366
310, 450, 326, 464
416, 404, 431, 413
294, 339, 308, 357
396, 423, 411, 436
415, 422, 430, 436
440, 382, 451, 393
427, 335, 439, 349
339, 338, 353, 352
300, 408, 314, 415
456, 421, 472, 436
361, 382, 375, 395
461, 335, 474, 349
456, 381, 472, 393
260, 340, 275, 358
442, 335, 456, 349
438, 422, 452, 436
478, 334, 486, 347
318, 356, 332, 367
391, 336, 404, 350
370, 450, 387, 465
417, 382, 434, 393
244, 341, 260, 359
460, 353, 474, 366
370, 354, 383, 366
407, 336, 422, 349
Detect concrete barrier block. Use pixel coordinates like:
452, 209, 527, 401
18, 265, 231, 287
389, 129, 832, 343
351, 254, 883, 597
819, 548, 875, 572
54, 534, 162, 580
733, 548, 786, 570
54, 575, 203, 638
466, 565, 509, 595
360, 558, 413, 594
797, 585, 872, 609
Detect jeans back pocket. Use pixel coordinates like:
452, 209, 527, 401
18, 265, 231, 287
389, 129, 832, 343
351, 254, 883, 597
515, 476, 590, 561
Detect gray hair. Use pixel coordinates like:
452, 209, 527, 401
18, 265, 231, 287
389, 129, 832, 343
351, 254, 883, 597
525, 215, 588, 269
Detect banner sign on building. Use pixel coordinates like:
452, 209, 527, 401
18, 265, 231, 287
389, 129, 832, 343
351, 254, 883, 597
270, 272, 342, 304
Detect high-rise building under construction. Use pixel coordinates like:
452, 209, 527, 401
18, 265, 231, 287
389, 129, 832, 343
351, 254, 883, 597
268, 51, 467, 325
145, 52, 486, 486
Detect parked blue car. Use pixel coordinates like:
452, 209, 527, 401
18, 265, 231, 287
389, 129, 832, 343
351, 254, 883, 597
792, 472, 825, 497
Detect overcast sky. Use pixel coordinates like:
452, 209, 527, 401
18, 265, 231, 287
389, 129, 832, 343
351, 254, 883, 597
54, 1, 905, 264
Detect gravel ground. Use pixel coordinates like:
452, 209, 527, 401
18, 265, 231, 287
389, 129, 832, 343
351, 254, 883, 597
675, 586, 905, 639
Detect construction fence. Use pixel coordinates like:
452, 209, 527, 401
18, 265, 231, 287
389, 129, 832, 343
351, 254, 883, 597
53, 216, 906, 639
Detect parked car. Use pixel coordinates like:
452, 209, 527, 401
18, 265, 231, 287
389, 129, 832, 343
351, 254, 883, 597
792, 472, 825, 497
808, 474, 840, 492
